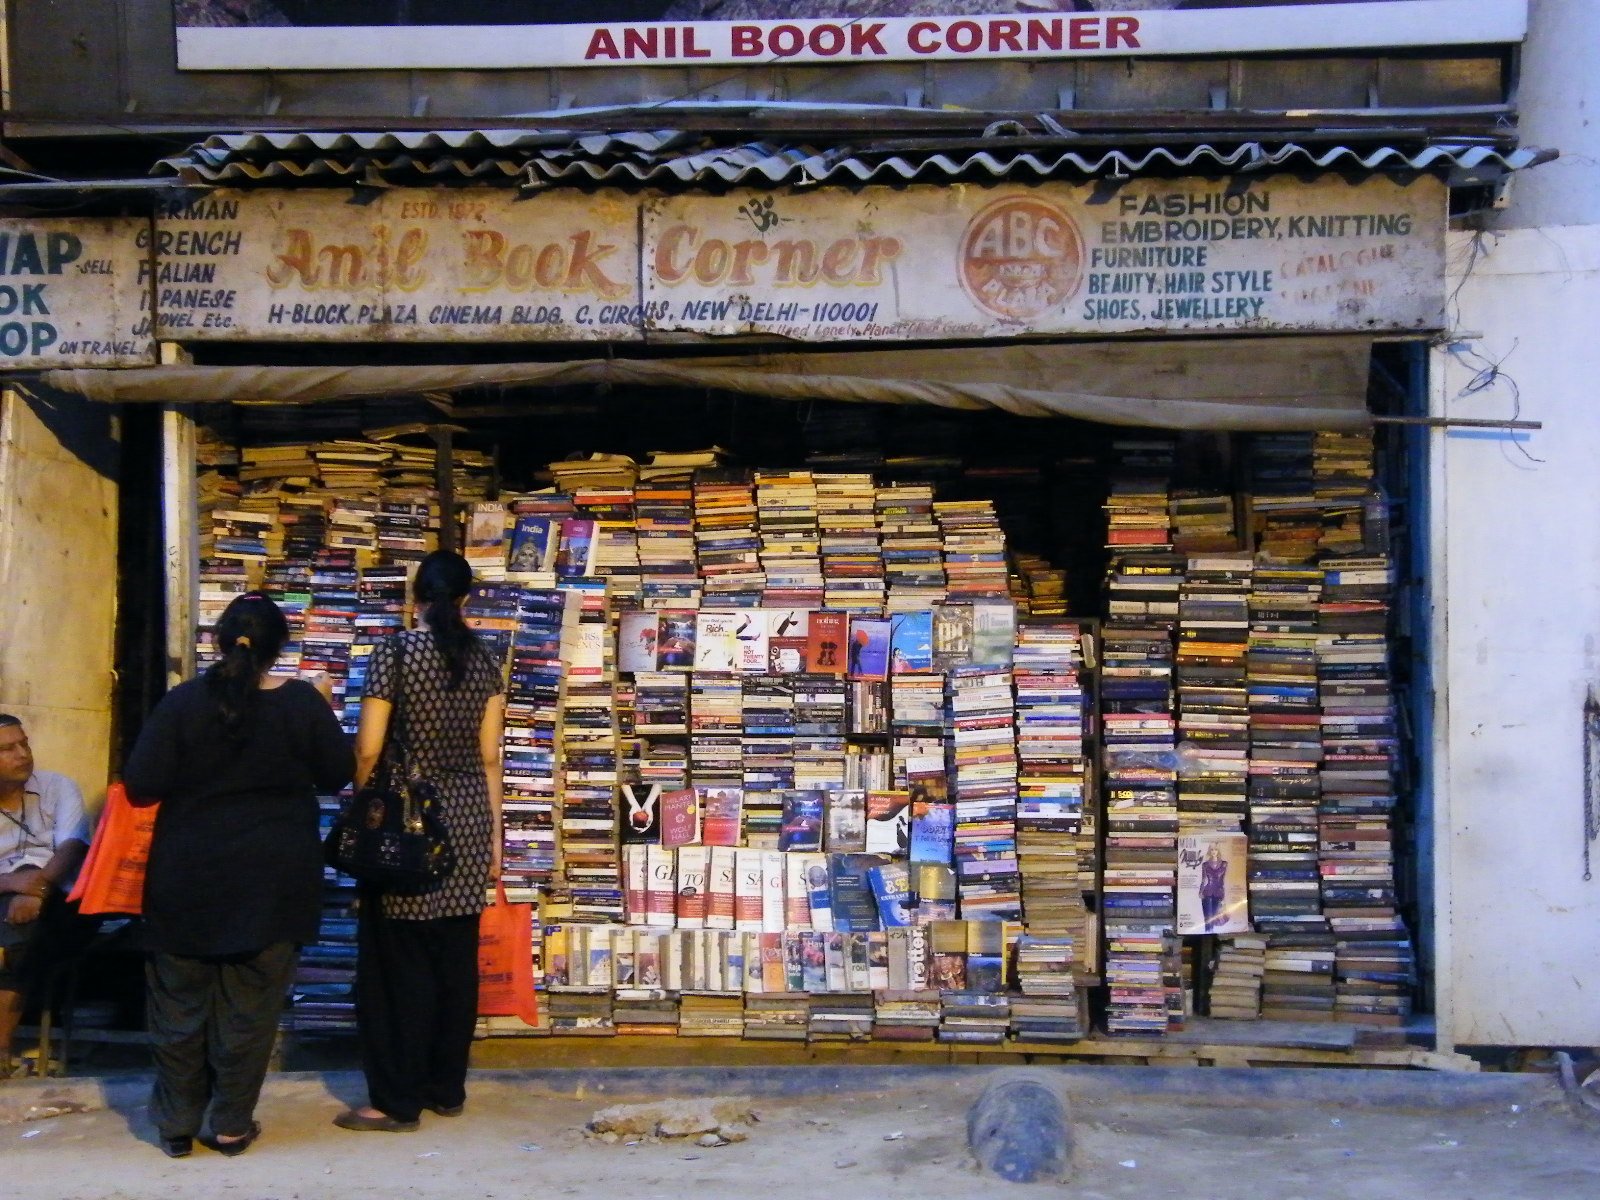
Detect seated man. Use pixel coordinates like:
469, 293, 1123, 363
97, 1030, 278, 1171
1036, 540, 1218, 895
0, 714, 90, 1071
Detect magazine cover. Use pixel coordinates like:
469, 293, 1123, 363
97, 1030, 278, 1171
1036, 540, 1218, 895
1176, 831, 1251, 935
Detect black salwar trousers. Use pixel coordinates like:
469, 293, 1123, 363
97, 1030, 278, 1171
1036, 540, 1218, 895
355, 902, 481, 1123
145, 942, 298, 1139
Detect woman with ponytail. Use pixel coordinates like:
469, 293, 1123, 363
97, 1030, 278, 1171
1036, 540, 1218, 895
124, 592, 352, 1157
335, 549, 505, 1134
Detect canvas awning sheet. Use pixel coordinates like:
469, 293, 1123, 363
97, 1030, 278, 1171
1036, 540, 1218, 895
42, 336, 1372, 431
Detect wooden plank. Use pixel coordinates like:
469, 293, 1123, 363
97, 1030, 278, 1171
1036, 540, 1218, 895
161, 405, 197, 689
1165, 1017, 1357, 1052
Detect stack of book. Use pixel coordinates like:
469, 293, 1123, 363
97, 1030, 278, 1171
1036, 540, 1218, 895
1331, 913, 1415, 1026
636, 472, 700, 609
692, 472, 764, 606
937, 992, 1011, 1044
575, 484, 642, 606
1175, 552, 1253, 835
816, 473, 885, 612
680, 994, 747, 1037
935, 499, 1010, 600
1206, 933, 1266, 1020
501, 588, 571, 890
1312, 431, 1376, 555
877, 483, 946, 611
948, 665, 1023, 920
743, 991, 810, 1039
1011, 933, 1087, 1042
1013, 619, 1092, 947
1259, 932, 1337, 1021
1012, 553, 1069, 617
305, 550, 361, 731
756, 471, 825, 608
690, 672, 744, 785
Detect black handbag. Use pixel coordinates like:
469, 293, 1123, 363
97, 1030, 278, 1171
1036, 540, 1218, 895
324, 641, 454, 893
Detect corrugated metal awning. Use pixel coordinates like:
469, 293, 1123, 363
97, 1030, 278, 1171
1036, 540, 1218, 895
154, 127, 1553, 190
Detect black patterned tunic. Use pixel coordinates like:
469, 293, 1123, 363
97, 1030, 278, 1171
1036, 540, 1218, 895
363, 630, 503, 921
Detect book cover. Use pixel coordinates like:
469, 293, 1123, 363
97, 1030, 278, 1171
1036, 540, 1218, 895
889, 610, 935, 674
866, 931, 891, 991
675, 845, 711, 930
970, 602, 1017, 666
660, 787, 701, 849
555, 517, 598, 578
706, 846, 738, 931
845, 931, 872, 992
693, 610, 741, 673
867, 859, 916, 927
806, 610, 849, 675
783, 854, 814, 929
507, 515, 558, 574
614, 929, 637, 987
618, 611, 660, 675
933, 604, 974, 671
847, 616, 892, 681
621, 783, 661, 844
802, 852, 835, 932
760, 849, 788, 933
779, 790, 824, 852
742, 931, 764, 993
1176, 830, 1251, 935
645, 845, 676, 924
637, 932, 663, 989
829, 852, 885, 933
784, 933, 807, 992
623, 844, 648, 924
655, 610, 698, 670
824, 787, 867, 852
824, 931, 848, 992
909, 800, 956, 864
465, 503, 509, 567
907, 924, 932, 990
767, 608, 810, 674
760, 931, 787, 993
802, 932, 828, 992
734, 848, 765, 932
864, 791, 912, 855
698, 785, 744, 847
733, 609, 770, 673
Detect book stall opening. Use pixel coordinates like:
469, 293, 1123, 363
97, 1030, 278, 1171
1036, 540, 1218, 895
166, 353, 1427, 1065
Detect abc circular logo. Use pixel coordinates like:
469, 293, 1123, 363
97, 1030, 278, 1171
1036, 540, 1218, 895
958, 195, 1086, 323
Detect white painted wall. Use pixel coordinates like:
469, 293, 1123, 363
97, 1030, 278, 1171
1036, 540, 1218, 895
1433, 0, 1600, 1049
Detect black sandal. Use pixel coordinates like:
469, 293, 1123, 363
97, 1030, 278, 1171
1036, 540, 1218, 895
206, 1121, 261, 1157
160, 1136, 193, 1158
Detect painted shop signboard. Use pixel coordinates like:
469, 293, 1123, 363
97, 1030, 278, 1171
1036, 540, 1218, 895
172, 1, 1528, 72
639, 175, 1445, 339
0, 219, 152, 367
0, 175, 1445, 364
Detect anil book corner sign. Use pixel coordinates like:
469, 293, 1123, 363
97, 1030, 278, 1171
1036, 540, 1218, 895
0, 174, 1444, 366
173, 1, 1528, 71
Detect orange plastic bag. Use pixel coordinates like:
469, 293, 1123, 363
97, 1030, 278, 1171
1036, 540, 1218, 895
66, 782, 157, 916
477, 883, 540, 1026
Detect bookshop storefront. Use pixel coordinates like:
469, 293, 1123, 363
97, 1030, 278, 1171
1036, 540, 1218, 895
26, 161, 1452, 1064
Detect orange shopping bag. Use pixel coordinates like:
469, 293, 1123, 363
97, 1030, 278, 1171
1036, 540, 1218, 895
477, 883, 540, 1027
66, 782, 157, 916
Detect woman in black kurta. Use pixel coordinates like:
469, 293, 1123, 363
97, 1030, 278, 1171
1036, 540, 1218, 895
335, 550, 505, 1133
126, 593, 352, 1157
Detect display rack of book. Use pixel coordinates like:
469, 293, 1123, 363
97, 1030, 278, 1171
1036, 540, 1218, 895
1098, 442, 1184, 1035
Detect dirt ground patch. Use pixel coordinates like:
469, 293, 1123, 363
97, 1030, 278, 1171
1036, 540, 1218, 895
1, 1071, 1595, 1200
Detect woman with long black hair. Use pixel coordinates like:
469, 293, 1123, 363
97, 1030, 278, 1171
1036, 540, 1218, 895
125, 592, 352, 1157
335, 549, 505, 1133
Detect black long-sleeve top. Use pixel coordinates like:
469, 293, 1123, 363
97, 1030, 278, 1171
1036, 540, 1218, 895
124, 677, 354, 957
